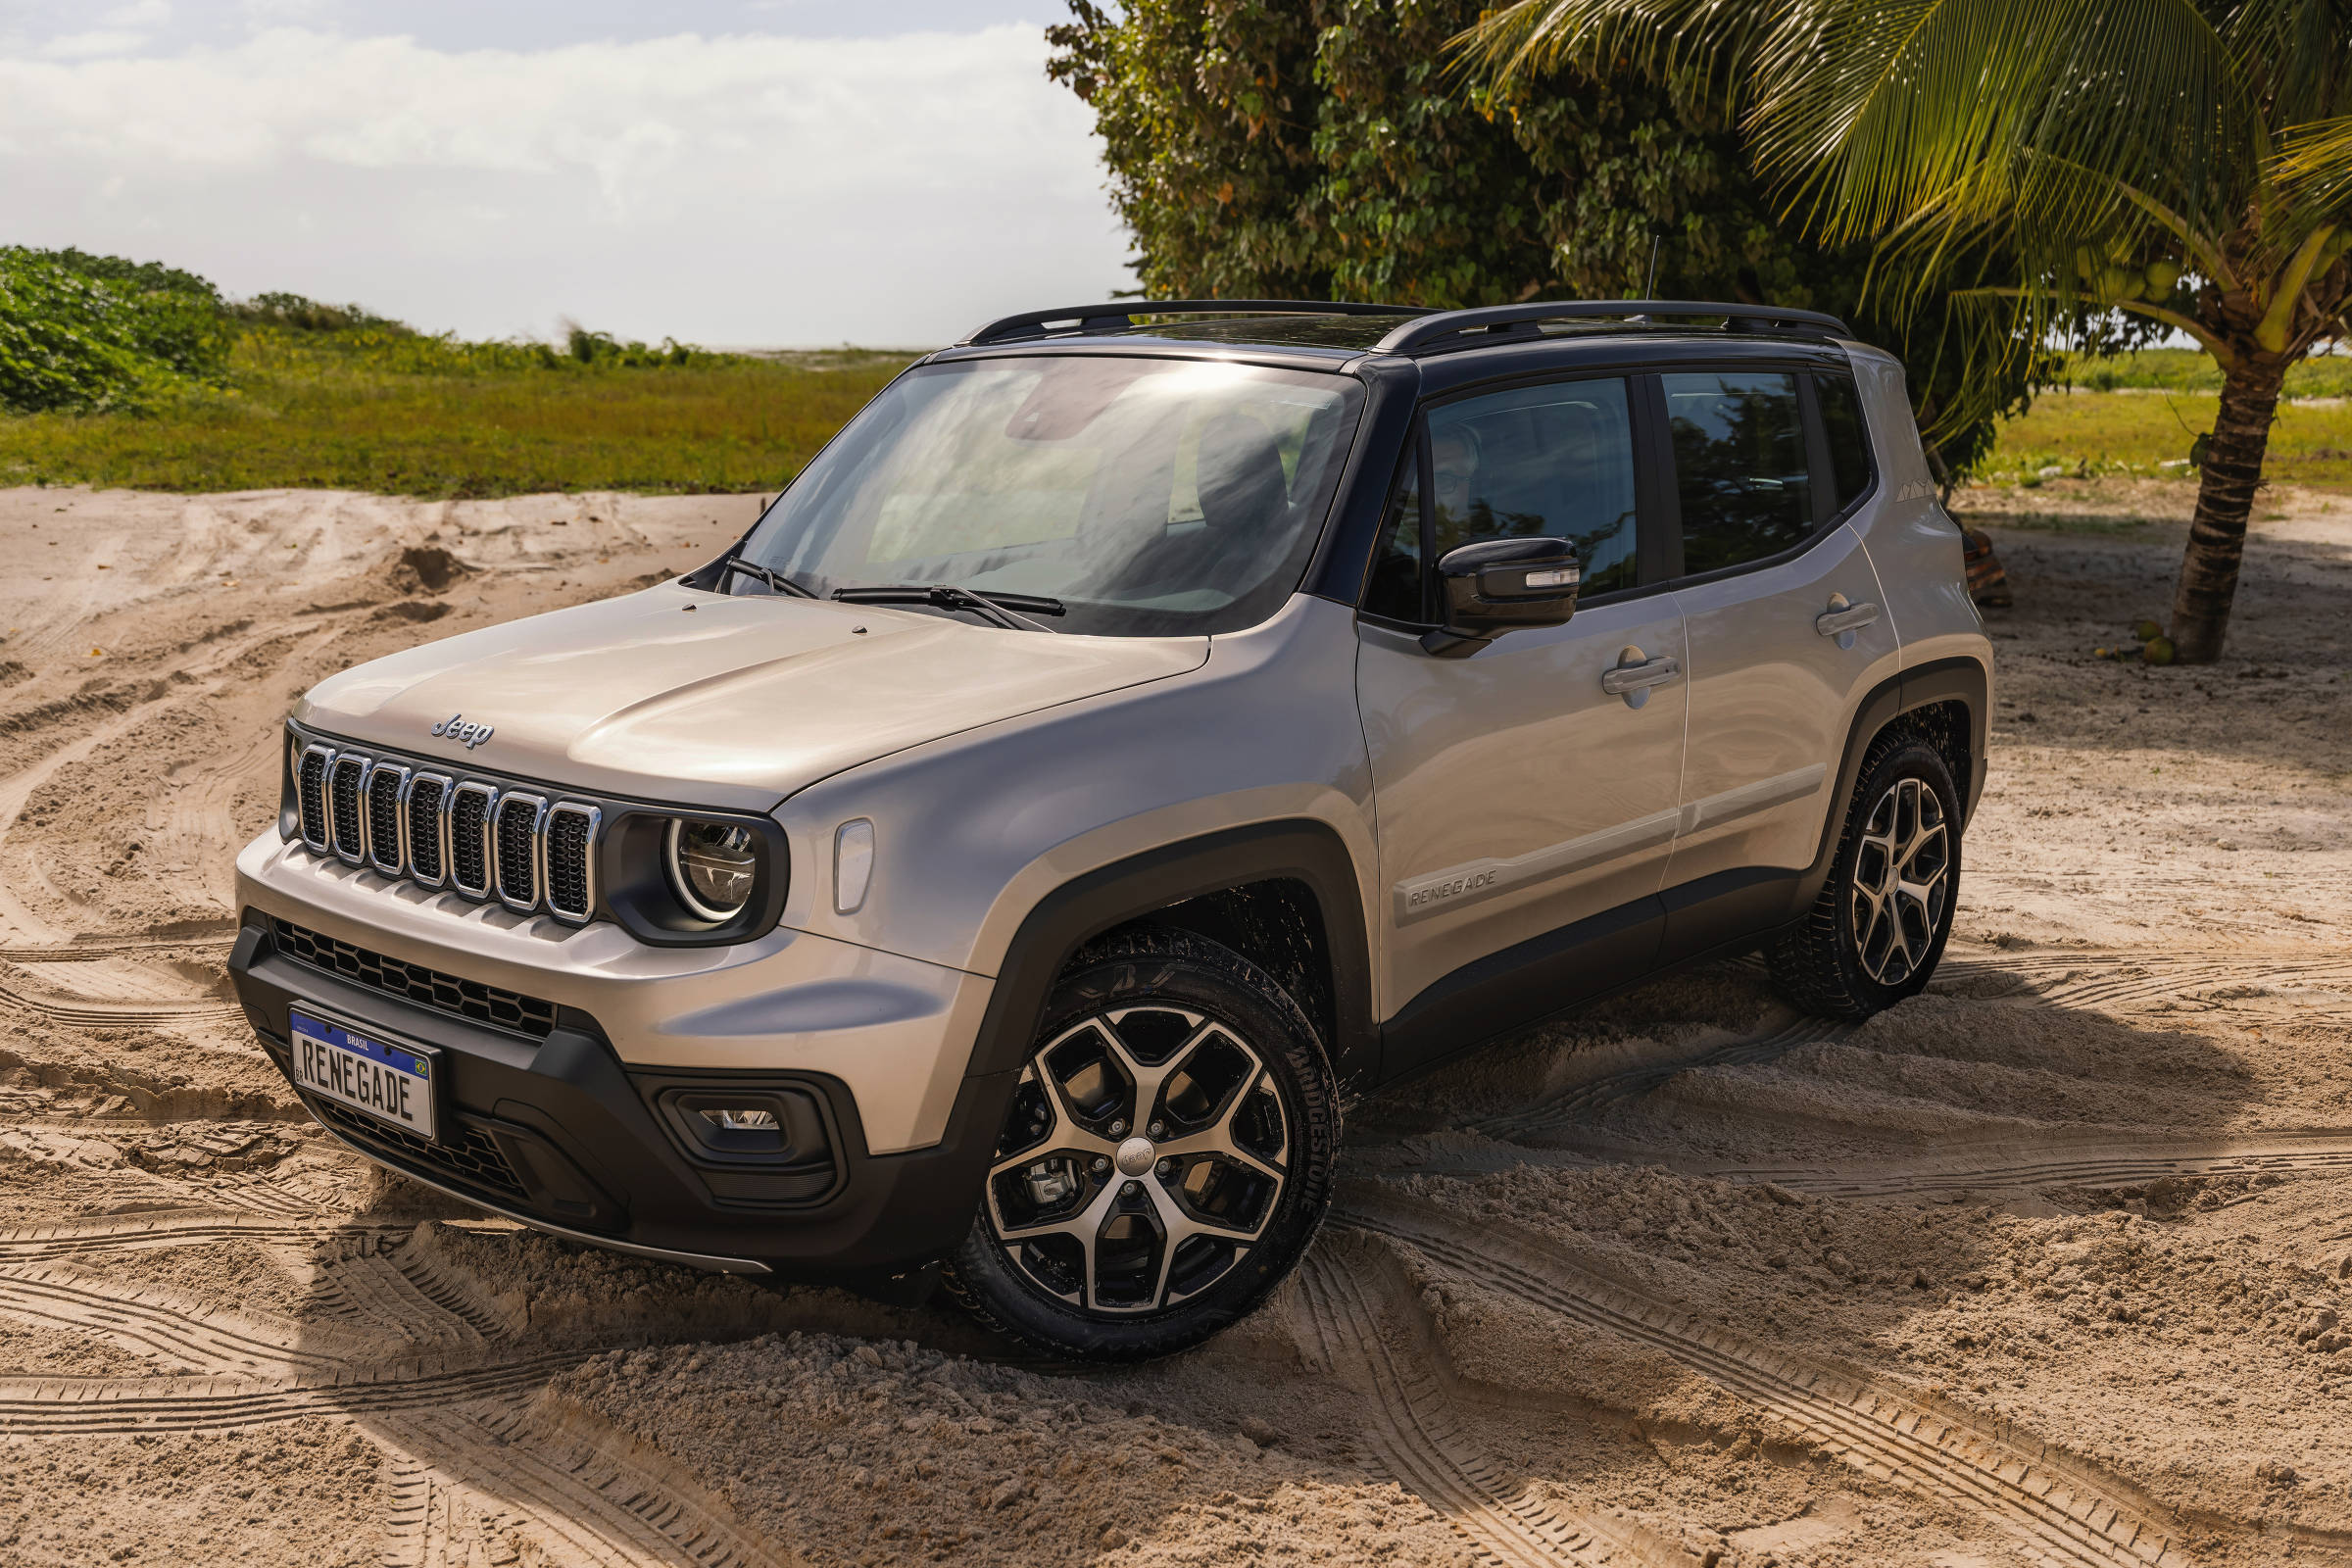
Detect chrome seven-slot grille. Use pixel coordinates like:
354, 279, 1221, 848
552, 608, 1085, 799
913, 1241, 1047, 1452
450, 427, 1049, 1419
295, 740, 602, 923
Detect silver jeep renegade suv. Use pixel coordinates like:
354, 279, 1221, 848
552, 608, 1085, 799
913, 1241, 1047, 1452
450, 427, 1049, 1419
230, 299, 1991, 1360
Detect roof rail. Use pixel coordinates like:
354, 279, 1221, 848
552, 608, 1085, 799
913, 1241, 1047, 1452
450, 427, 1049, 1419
959, 299, 1426, 348
1371, 299, 1852, 355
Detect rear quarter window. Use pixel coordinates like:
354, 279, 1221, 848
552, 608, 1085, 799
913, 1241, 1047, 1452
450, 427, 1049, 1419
1815, 372, 1876, 511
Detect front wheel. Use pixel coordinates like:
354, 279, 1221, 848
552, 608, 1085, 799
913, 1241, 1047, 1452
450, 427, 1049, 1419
1768, 736, 1961, 1020
942, 927, 1337, 1361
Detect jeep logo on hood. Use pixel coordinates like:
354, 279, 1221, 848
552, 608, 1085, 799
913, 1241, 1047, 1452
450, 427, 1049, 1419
430, 713, 495, 749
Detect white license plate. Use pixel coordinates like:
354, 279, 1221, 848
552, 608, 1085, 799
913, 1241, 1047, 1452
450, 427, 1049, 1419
290, 1007, 437, 1141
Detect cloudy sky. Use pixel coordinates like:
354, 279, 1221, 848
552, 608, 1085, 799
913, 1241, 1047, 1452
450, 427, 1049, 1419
0, 2, 1131, 346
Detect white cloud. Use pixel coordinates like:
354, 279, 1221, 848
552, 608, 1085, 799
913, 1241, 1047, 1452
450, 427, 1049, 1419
0, 24, 1128, 344
37, 1, 172, 55
39, 29, 151, 58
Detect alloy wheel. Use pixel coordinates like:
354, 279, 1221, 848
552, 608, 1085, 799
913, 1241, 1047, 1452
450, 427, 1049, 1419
985, 1005, 1290, 1315
1849, 775, 1950, 985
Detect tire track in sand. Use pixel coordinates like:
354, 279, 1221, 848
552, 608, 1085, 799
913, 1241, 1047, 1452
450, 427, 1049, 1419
0, 1354, 582, 1436
1365, 1131, 2352, 1206
0, 1212, 791, 1567
0, 618, 340, 946
182, 1167, 343, 1217
1482, 950, 2352, 1144
1298, 1248, 1689, 1567
1340, 1186, 2194, 1568
1936, 952, 2352, 1016
0, 937, 231, 963
374, 1398, 798, 1568
311, 1250, 510, 1348
0, 1213, 410, 1264
0, 1264, 368, 1374
1476, 1013, 1858, 1142
1703, 1129, 2352, 1200
0, 974, 243, 1028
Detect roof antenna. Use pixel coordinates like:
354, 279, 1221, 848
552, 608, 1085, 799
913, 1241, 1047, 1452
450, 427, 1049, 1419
1644, 228, 1663, 300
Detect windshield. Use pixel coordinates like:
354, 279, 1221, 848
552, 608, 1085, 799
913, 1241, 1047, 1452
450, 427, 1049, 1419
732, 356, 1366, 636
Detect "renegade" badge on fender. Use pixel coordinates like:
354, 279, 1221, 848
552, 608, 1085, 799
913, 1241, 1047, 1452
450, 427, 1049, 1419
430, 712, 495, 749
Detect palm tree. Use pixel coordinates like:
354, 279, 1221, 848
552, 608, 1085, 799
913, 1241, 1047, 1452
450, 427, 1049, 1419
1456, 0, 2352, 662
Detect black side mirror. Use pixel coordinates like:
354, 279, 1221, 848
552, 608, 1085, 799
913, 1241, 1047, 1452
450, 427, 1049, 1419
1420, 536, 1581, 658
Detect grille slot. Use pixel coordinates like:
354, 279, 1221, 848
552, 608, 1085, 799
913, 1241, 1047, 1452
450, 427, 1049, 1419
448, 782, 495, 897
296, 745, 334, 852
312, 1098, 526, 1200
270, 916, 559, 1038
543, 803, 599, 923
494, 793, 546, 912
406, 774, 449, 886
328, 755, 369, 864
364, 763, 409, 875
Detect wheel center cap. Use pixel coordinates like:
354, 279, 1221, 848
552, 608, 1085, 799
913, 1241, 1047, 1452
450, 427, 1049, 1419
1114, 1135, 1156, 1177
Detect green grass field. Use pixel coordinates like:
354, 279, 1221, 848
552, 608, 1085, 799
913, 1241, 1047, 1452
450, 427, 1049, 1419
1978, 346, 2352, 491
0, 326, 913, 497
1985, 383, 2352, 492
8, 318, 2351, 499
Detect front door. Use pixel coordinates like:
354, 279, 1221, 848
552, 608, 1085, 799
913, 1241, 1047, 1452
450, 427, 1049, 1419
1657, 368, 1900, 956
1354, 375, 1689, 1075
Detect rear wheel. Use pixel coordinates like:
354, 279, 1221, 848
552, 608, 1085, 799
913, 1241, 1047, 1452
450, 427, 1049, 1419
943, 927, 1336, 1361
1768, 736, 1961, 1020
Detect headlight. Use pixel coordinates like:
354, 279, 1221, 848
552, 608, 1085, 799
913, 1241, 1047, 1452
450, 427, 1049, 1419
665, 817, 760, 921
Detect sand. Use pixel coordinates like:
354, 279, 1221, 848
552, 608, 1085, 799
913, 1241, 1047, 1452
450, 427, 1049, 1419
0, 475, 2345, 1568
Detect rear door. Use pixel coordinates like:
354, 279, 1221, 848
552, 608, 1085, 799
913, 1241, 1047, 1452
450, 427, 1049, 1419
1656, 364, 1899, 958
1354, 375, 1688, 1074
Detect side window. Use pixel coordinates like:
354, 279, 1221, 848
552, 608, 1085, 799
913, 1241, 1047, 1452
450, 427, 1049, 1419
1429, 377, 1641, 596
1661, 370, 1814, 574
1361, 455, 1425, 622
1814, 372, 1875, 511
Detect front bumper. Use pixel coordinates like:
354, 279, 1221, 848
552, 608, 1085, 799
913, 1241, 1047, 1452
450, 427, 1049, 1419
229, 835, 1018, 1278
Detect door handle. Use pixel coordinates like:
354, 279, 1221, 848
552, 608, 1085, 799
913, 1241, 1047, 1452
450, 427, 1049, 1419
1815, 596, 1880, 649
1600, 655, 1682, 702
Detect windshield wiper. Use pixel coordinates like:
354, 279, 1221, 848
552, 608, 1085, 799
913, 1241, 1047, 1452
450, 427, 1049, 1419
830, 584, 1066, 632
713, 553, 817, 599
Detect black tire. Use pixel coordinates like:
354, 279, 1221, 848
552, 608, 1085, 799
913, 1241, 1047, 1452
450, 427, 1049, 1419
1768, 734, 1962, 1020
941, 926, 1337, 1361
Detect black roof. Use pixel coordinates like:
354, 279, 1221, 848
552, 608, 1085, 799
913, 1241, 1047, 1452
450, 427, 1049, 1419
956, 298, 1853, 359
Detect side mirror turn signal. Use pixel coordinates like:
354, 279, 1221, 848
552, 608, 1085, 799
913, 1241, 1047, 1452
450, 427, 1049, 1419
1420, 536, 1581, 658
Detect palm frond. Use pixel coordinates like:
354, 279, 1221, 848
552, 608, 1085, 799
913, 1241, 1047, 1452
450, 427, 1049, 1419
2227, 0, 2352, 135
2273, 114, 2352, 220
1449, 0, 1784, 107
1751, 0, 2245, 245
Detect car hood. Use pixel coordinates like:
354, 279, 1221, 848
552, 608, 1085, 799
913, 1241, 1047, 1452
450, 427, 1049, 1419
295, 582, 1209, 810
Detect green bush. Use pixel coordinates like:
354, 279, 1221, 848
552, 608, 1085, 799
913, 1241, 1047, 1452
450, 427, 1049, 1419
0, 256, 743, 416
229, 291, 411, 335
0, 247, 233, 413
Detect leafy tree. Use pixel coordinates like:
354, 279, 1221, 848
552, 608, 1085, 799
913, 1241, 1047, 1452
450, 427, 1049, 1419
1047, 0, 2029, 476
1459, 0, 2352, 663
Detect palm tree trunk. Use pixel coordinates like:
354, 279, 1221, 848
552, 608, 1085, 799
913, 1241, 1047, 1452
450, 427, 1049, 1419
2170, 353, 2288, 663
